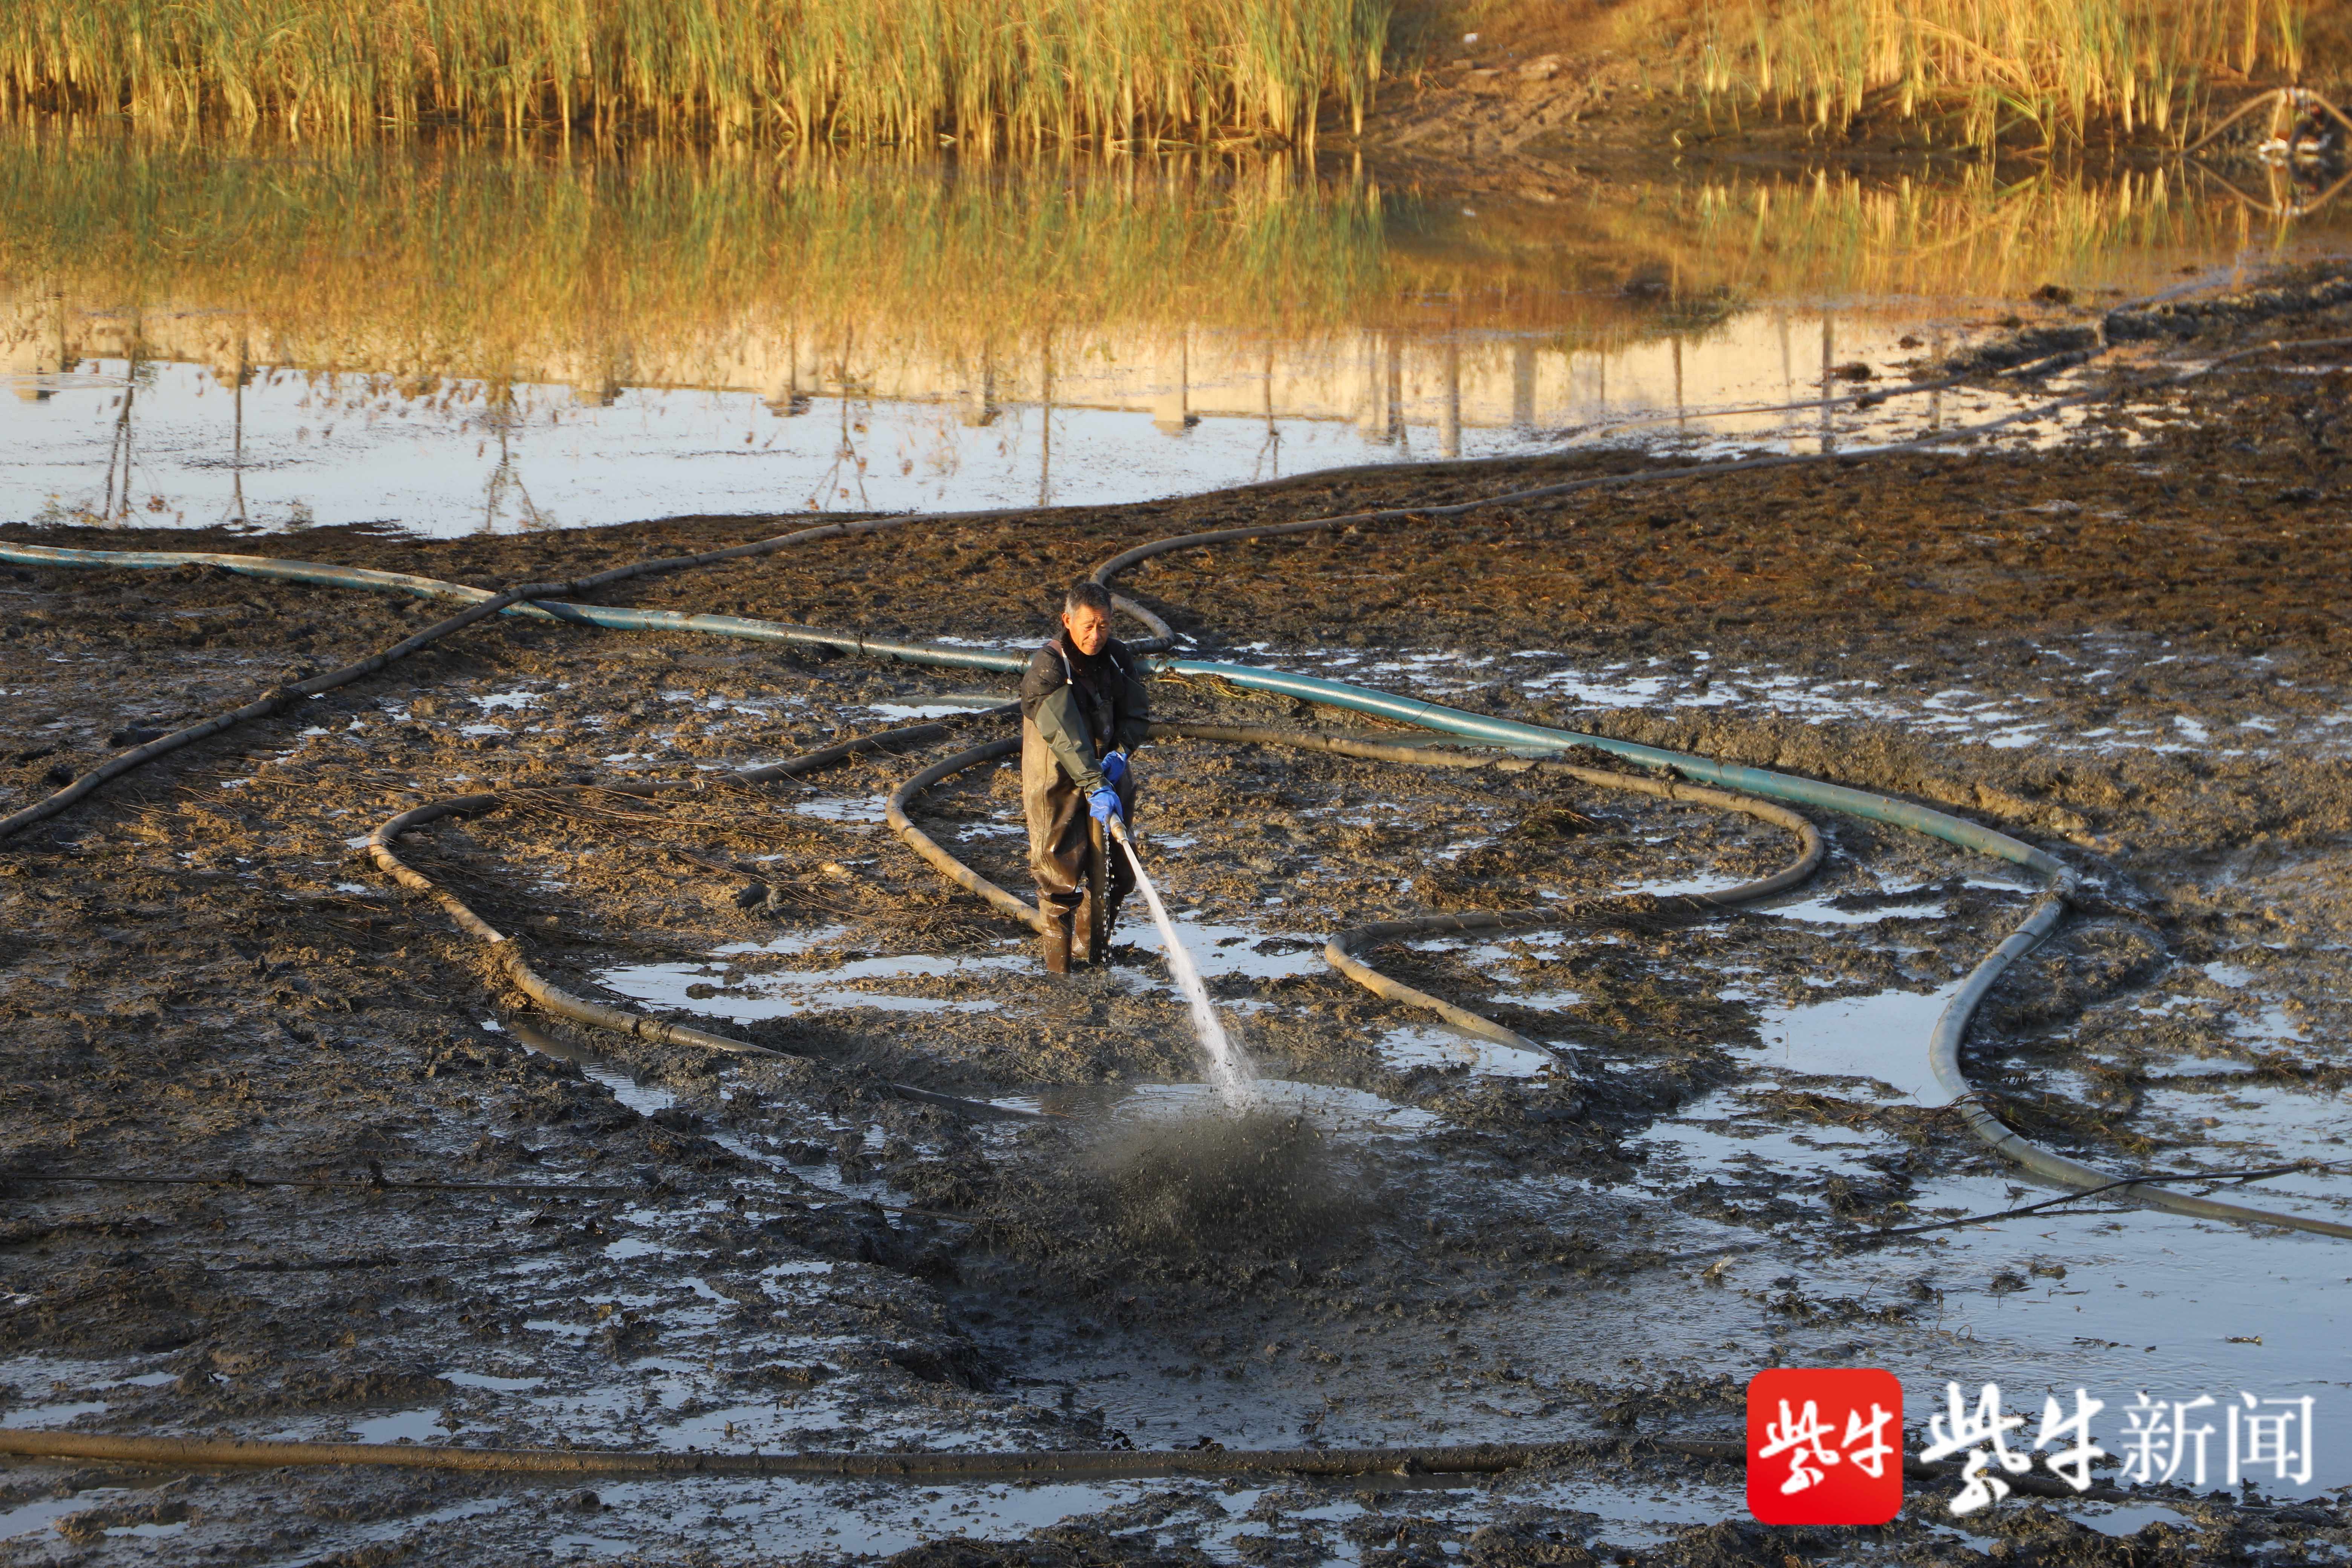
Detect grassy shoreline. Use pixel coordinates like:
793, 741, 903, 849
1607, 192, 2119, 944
0, 0, 2334, 150
0, 0, 1385, 147
1684, 0, 2317, 147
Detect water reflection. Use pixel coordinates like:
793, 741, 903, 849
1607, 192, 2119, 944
2, 133, 2344, 533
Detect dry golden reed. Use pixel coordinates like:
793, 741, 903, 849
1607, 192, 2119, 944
0, 0, 1386, 147
2, 0, 2332, 150
1686, 0, 2312, 146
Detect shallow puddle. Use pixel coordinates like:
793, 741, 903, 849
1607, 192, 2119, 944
0, 1400, 109, 1429
1748, 982, 1967, 1106
556, 1476, 1171, 1561
1629, 1089, 1900, 1190
1279, 638, 2352, 758
997, 1079, 1438, 1136
0, 1490, 131, 1542
348, 1408, 449, 1444
791, 795, 892, 825
1125, 920, 1326, 984
508, 1019, 678, 1116
593, 950, 1020, 1021
1764, 893, 1951, 926
1375, 1023, 1555, 1079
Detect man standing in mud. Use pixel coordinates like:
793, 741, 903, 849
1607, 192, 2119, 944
1022, 580, 1150, 973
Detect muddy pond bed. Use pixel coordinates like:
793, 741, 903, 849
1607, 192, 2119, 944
4, 272, 2352, 1564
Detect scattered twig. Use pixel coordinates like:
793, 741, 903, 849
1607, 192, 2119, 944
1839, 1156, 2352, 1247
1644, 1157, 2352, 1268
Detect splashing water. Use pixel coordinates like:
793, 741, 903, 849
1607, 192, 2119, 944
1115, 830, 1256, 1105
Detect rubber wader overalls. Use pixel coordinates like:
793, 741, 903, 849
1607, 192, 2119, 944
1019, 631, 1150, 972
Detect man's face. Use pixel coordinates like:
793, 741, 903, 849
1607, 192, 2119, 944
1062, 603, 1110, 655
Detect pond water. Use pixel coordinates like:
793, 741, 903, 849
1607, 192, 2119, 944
5, 134, 2349, 535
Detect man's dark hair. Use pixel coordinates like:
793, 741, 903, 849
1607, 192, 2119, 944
1064, 580, 1114, 618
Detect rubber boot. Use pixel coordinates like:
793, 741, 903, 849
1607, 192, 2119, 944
1041, 908, 1072, 975
1070, 891, 1099, 967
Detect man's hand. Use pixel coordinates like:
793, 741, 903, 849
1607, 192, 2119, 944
1100, 752, 1127, 786
1087, 786, 1122, 825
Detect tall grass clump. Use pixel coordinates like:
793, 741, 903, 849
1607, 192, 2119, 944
1688, 0, 2311, 147
0, 0, 1388, 147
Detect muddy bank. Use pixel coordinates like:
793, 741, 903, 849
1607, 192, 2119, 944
1345, 3, 2352, 181
2, 275, 2352, 1562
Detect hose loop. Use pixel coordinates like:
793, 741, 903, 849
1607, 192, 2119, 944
364, 714, 1051, 1121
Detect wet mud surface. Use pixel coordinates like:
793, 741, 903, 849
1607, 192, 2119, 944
5, 274, 2352, 1563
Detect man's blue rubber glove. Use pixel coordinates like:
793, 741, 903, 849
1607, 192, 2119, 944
1087, 786, 1122, 825
1100, 751, 1127, 786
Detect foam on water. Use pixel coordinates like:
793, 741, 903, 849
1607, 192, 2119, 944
1114, 828, 1255, 1104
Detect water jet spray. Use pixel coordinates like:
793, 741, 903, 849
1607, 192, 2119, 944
1106, 817, 1255, 1106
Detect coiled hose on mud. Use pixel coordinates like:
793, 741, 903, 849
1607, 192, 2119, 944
362, 704, 1049, 1124
885, 720, 1825, 1057
7, 348, 2350, 1247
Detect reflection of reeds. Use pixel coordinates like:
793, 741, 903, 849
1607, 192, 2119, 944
1678, 164, 2265, 303
0, 0, 1385, 146
0, 135, 1400, 379
0, 131, 2316, 391
1686, 0, 2310, 146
